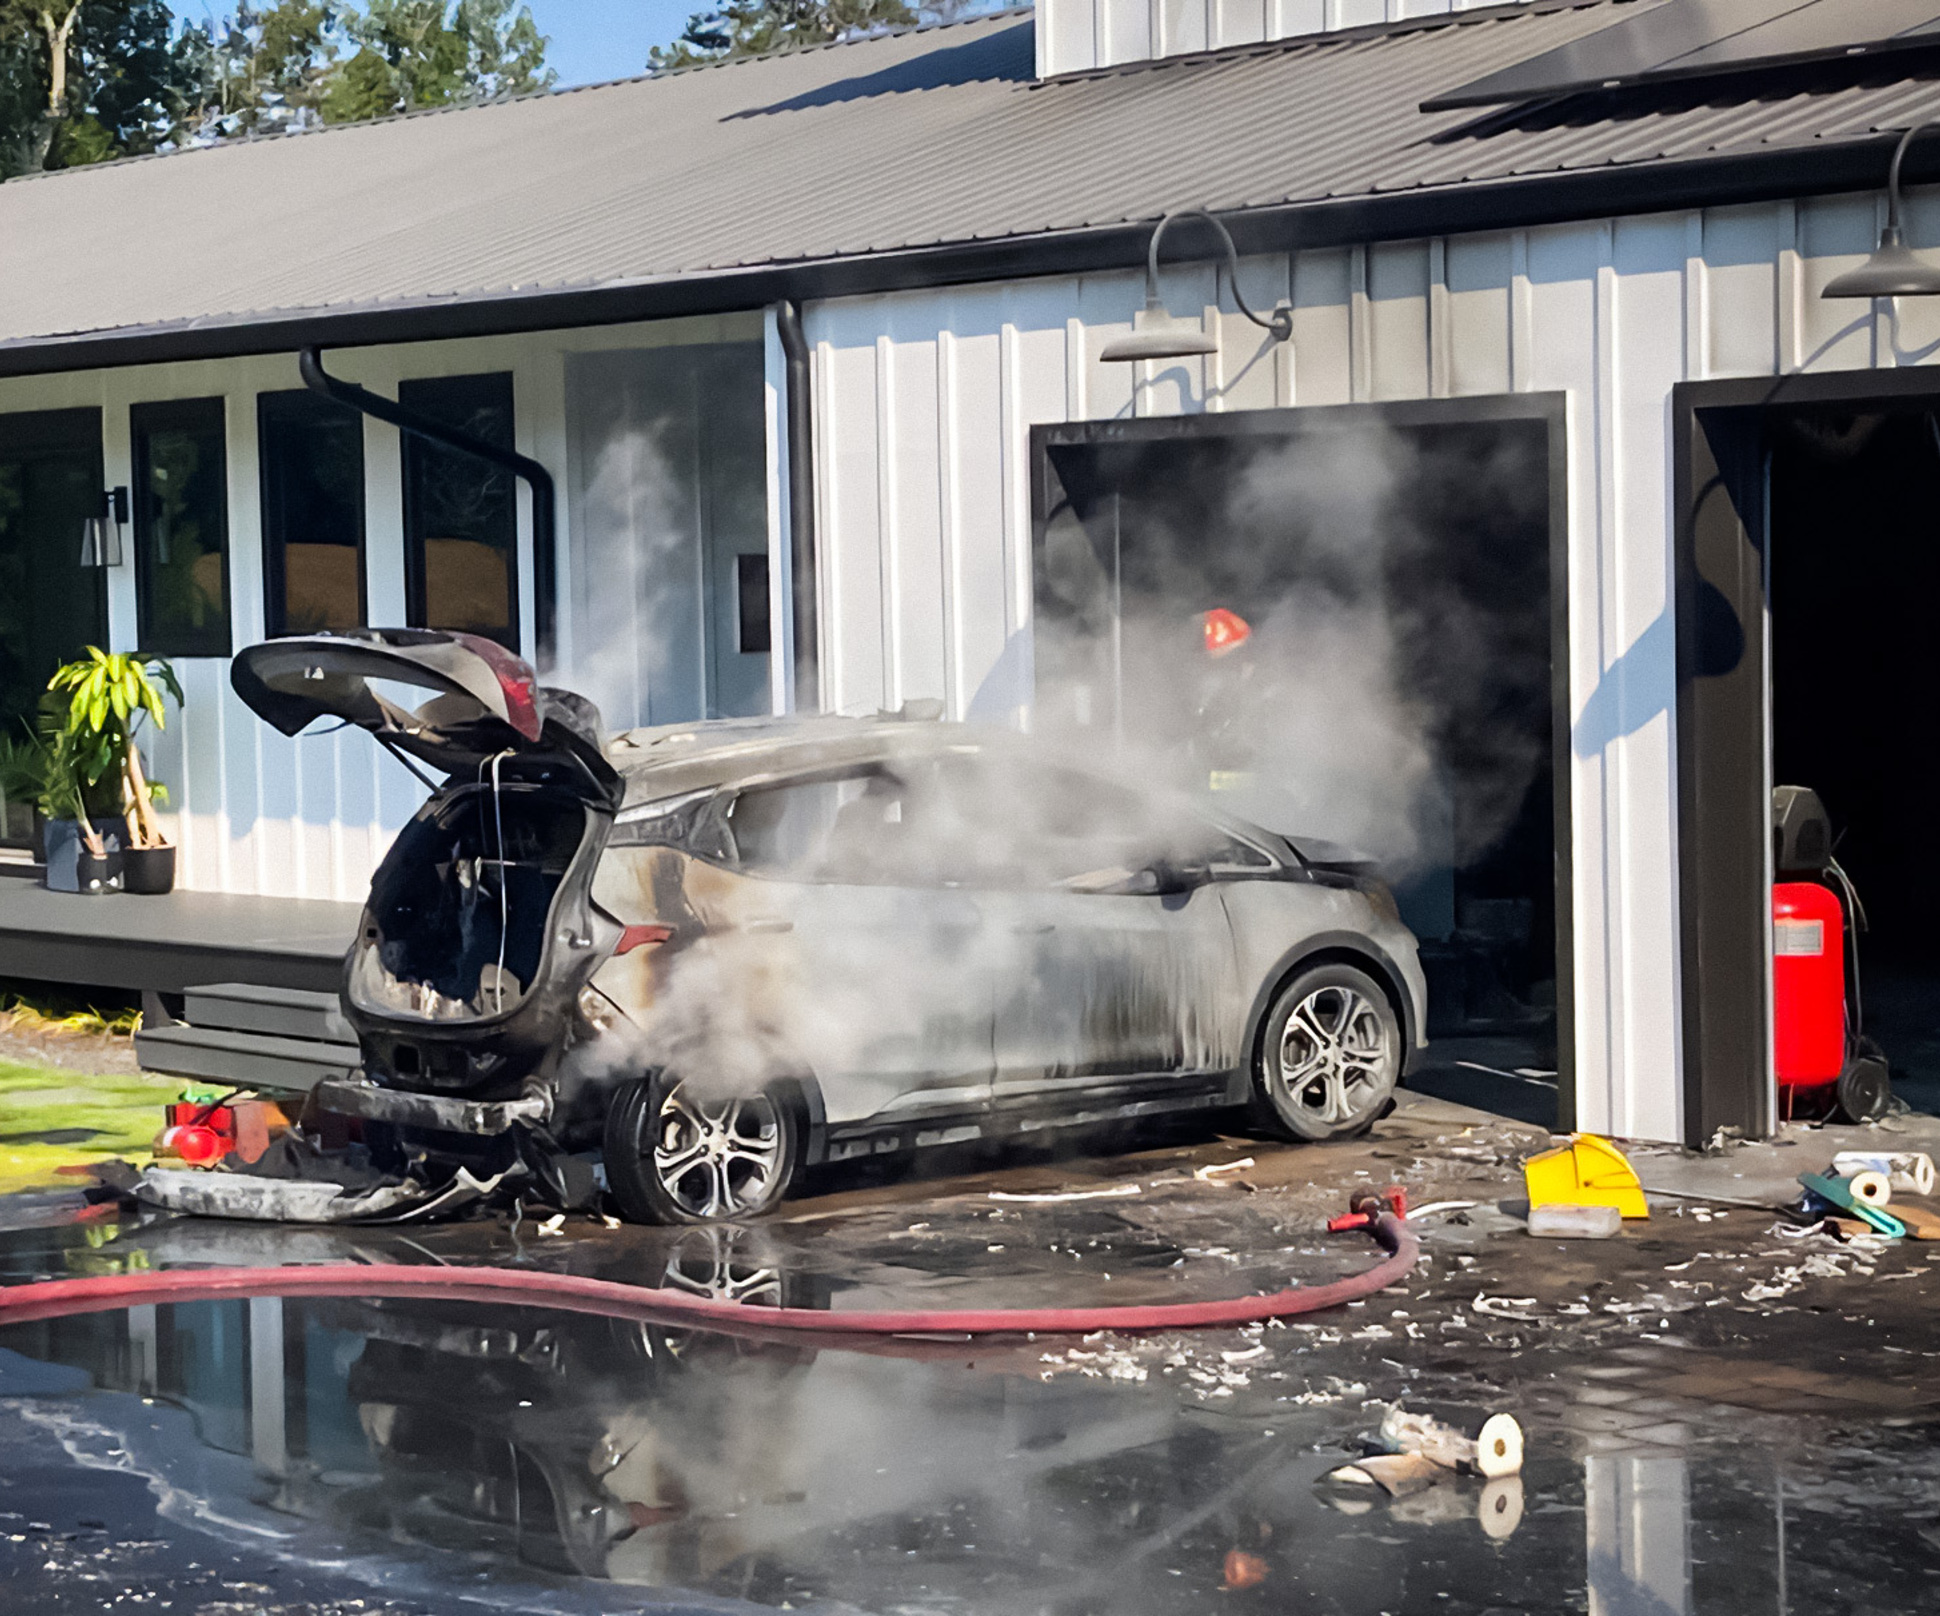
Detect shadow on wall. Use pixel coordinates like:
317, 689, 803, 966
1570, 578, 1743, 760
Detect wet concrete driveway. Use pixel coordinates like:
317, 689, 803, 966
1, 1094, 1938, 1613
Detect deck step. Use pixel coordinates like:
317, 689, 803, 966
134, 1024, 360, 1097
182, 982, 352, 1044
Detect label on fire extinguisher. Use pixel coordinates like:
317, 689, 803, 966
1774, 918, 1824, 955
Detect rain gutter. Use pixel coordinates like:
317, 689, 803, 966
299, 347, 559, 671
773, 300, 819, 711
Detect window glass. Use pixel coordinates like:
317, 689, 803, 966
938, 757, 1273, 888
259, 391, 365, 636
400, 373, 517, 649
133, 398, 229, 656
727, 765, 974, 886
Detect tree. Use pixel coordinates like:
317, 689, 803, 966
321, 0, 551, 123
651, 0, 915, 69
0, 0, 191, 175
174, 1, 347, 143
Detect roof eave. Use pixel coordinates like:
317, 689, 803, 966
0, 134, 1914, 381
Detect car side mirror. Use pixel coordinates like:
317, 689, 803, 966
1145, 859, 1211, 896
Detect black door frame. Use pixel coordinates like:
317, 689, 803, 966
0, 407, 108, 845
1030, 394, 1574, 1124
1673, 364, 1940, 1145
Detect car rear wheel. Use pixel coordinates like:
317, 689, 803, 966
604, 1071, 801, 1224
1250, 962, 1402, 1143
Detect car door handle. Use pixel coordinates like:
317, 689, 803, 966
1011, 922, 1054, 935
745, 917, 794, 934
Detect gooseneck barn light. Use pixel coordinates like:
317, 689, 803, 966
1100, 209, 1295, 362
1823, 123, 1940, 300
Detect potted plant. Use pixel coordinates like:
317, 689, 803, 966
47, 648, 182, 896
34, 715, 120, 893
0, 728, 51, 850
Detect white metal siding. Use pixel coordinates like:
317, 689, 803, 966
1035, 0, 1531, 77
802, 186, 1933, 1142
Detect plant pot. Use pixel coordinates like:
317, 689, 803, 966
121, 844, 176, 895
43, 819, 122, 894
74, 849, 121, 895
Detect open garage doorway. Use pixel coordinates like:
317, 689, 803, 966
1770, 404, 1940, 1116
1679, 369, 1940, 1142
1030, 398, 1571, 1126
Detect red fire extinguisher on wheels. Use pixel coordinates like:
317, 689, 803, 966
1772, 786, 1892, 1123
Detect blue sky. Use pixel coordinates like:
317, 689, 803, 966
530, 0, 696, 85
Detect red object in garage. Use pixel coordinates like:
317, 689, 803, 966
1773, 880, 1846, 1087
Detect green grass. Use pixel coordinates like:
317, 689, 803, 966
0, 1060, 179, 1195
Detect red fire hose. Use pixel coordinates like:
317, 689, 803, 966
0, 1213, 1415, 1338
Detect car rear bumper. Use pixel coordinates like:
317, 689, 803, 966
315, 1074, 551, 1136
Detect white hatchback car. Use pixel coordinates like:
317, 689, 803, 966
233, 630, 1428, 1223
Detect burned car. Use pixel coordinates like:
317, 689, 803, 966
209, 629, 1426, 1224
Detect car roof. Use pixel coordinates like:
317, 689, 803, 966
604, 713, 1302, 862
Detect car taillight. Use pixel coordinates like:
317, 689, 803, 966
617, 923, 674, 956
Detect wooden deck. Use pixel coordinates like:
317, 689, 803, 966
0, 875, 359, 996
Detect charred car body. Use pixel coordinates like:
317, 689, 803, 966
162, 630, 1426, 1224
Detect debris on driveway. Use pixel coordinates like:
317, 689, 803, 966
1527, 1203, 1622, 1238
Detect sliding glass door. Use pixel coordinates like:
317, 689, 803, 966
0, 408, 108, 843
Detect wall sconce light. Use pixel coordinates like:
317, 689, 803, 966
1823, 123, 1940, 299
1101, 208, 1294, 363
78, 486, 127, 568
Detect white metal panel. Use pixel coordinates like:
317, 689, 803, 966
1601, 214, 1686, 1142
1367, 242, 1431, 400
1797, 195, 1882, 372
1213, 0, 1268, 49
1290, 248, 1354, 405
1035, 0, 1536, 76
1444, 234, 1513, 397
1700, 206, 1780, 379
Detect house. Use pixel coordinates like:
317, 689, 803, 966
4, 0, 1939, 1145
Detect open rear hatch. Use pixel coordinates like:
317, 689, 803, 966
232, 629, 618, 800
234, 628, 623, 1041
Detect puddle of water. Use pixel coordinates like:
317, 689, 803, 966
2, 1206, 1938, 1611
0, 1286, 1937, 1611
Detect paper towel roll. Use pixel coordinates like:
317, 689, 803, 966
1848, 1169, 1893, 1208
1832, 1151, 1935, 1197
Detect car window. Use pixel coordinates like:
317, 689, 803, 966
726, 764, 978, 886
933, 758, 1272, 888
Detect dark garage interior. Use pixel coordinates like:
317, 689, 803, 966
1770, 403, 1940, 1117
1032, 404, 1565, 1125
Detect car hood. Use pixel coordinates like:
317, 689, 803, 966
231, 629, 618, 799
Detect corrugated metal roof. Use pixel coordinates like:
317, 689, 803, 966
0, 0, 1935, 359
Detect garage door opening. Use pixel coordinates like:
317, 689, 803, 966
1030, 399, 1570, 1126
1770, 404, 1940, 1117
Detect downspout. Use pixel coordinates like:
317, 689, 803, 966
773, 301, 819, 711
299, 347, 558, 672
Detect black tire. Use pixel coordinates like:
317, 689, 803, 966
1248, 961, 1403, 1143
1836, 1054, 1893, 1125
603, 1069, 801, 1225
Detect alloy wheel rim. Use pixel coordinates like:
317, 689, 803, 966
1274, 985, 1392, 1126
652, 1082, 784, 1218
662, 1226, 786, 1307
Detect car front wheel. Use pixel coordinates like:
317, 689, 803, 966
603, 1070, 801, 1224
1250, 962, 1402, 1143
